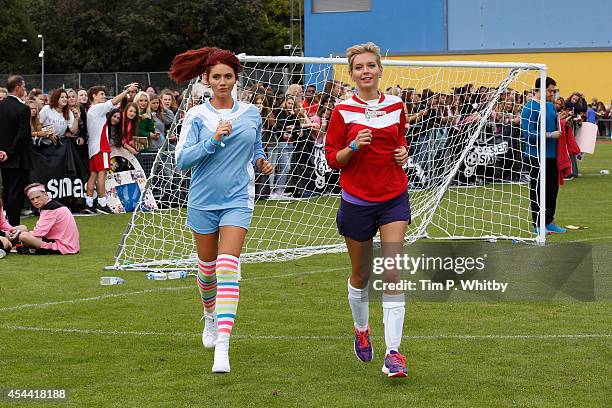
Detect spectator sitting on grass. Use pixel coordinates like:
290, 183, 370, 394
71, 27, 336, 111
11, 183, 80, 255
0, 197, 14, 258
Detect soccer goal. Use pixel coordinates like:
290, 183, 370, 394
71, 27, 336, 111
107, 55, 548, 271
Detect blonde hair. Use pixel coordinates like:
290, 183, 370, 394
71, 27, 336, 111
346, 42, 382, 72
134, 91, 152, 119
285, 84, 304, 104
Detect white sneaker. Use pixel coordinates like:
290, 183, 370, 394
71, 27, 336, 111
201, 313, 218, 349
0, 249, 6, 259
212, 334, 230, 373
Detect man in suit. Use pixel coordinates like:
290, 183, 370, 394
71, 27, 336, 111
0, 75, 32, 226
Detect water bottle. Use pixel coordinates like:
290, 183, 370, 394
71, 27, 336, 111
600, 169, 609, 175
100, 276, 125, 285
167, 271, 189, 280
146, 272, 168, 280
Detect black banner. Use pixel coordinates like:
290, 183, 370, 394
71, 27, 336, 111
30, 140, 89, 203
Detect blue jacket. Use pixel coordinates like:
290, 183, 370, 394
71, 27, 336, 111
521, 99, 557, 159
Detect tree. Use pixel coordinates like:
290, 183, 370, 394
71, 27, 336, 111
0, 0, 38, 74
18, 0, 293, 74
257, 0, 292, 55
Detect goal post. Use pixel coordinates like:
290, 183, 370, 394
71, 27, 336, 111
107, 56, 547, 271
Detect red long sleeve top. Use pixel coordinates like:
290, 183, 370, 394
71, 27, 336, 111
324, 93, 408, 202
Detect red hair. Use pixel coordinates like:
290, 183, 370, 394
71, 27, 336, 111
169, 47, 243, 84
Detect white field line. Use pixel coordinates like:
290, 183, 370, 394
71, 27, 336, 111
0, 324, 610, 341
565, 235, 612, 243
1, 236, 610, 314
0, 267, 346, 313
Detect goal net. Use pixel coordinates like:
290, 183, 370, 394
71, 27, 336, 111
108, 56, 547, 271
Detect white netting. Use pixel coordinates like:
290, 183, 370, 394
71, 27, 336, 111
109, 56, 545, 271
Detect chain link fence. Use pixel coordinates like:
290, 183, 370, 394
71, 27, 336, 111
2, 72, 180, 95
4, 66, 307, 96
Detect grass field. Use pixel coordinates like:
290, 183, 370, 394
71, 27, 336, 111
1, 144, 611, 407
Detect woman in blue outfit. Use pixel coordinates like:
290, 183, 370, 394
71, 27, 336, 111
170, 47, 273, 374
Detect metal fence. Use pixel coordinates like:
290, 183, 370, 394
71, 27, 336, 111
597, 118, 612, 138
2, 72, 180, 95
4, 65, 305, 96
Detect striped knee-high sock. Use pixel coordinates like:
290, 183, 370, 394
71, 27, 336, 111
215, 254, 240, 336
197, 259, 217, 314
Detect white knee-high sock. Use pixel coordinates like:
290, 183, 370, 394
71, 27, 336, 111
348, 279, 369, 331
382, 293, 405, 354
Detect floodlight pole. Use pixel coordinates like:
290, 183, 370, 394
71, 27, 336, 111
38, 34, 45, 92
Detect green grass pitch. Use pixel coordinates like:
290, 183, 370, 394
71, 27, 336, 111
1, 144, 611, 407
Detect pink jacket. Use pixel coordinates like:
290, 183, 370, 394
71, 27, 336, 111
33, 201, 80, 254
0, 207, 13, 234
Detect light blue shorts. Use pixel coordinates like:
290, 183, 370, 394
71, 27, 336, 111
187, 207, 253, 234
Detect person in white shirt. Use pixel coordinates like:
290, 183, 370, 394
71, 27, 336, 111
82, 83, 138, 214
38, 88, 79, 146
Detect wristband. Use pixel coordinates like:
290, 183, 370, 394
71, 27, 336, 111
211, 137, 223, 147
349, 140, 358, 151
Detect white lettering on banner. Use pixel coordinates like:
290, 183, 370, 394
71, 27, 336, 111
463, 142, 509, 176
313, 144, 331, 190
47, 179, 58, 197
60, 178, 71, 197
46, 178, 85, 199
73, 179, 83, 197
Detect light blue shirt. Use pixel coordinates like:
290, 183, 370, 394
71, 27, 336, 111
176, 99, 266, 210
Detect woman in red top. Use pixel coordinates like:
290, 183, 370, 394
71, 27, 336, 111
325, 42, 410, 378
121, 102, 140, 155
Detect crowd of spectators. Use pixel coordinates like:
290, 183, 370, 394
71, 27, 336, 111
0, 77, 188, 256
231, 79, 611, 197
0, 80, 183, 217
28, 84, 180, 198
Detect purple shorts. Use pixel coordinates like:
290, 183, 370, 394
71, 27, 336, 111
336, 192, 411, 242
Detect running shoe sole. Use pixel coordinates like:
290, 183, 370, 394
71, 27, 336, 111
382, 365, 408, 377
